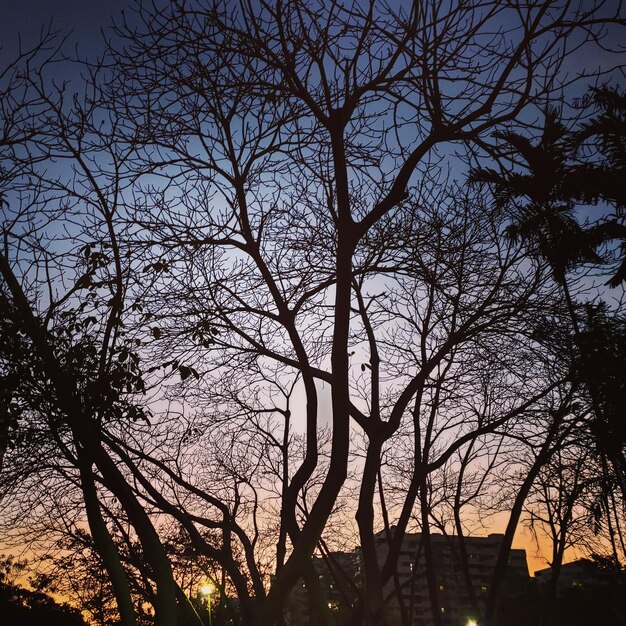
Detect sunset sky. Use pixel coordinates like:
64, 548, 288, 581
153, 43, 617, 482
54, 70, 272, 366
2, 0, 612, 581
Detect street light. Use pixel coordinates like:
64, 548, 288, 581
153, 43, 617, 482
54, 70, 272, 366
200, 583, 214, 626
466, 620, 479, 626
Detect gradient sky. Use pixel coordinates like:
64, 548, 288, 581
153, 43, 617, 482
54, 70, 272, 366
2, 0, 622, 579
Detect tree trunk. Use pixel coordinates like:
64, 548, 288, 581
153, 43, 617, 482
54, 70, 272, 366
355, 438, 386, 625
484, 427, 559, 626
78, 453, 138, 626
420, 481, 442, 626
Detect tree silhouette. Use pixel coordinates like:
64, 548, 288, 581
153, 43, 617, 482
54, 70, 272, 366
0, 556, 87, 626
472, 87, 626, 285
1, 2, 624, 625
472, 90, 626, 624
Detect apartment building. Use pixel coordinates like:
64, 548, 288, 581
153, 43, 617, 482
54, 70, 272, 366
286, 531, 529, 626
375, 530, 529, 625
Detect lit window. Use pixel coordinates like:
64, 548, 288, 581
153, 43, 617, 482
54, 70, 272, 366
440, 607, 445, 614
439, 584, 445, 591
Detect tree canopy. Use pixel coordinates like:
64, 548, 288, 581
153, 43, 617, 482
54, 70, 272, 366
0, 2, 624, 626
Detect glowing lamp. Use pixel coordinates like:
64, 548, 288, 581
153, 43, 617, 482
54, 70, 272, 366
200, 584, 214, 596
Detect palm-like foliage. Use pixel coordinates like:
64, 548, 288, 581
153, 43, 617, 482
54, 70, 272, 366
573, 87, 626, 285
471, 89, 626, 285
470, 108, 603, 282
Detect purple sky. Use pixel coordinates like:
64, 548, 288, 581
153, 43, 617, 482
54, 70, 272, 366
2, 0, 623, 76
1, 0, 132, 65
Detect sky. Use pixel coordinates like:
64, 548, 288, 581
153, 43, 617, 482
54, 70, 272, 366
0, 0, 130, 65
2, 0, 623, 91
2, 0, 622, 581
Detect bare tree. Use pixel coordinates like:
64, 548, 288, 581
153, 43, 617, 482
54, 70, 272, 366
1, 1, 623, 625
112, 2, 623, 622
0, 47, 206, 625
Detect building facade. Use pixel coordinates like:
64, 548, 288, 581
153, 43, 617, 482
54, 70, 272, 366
375, 531, 529, 625
286, 531, 529, 626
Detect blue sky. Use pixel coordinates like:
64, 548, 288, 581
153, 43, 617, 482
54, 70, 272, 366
0, 0, 130, 64
2, 1, 623, 79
